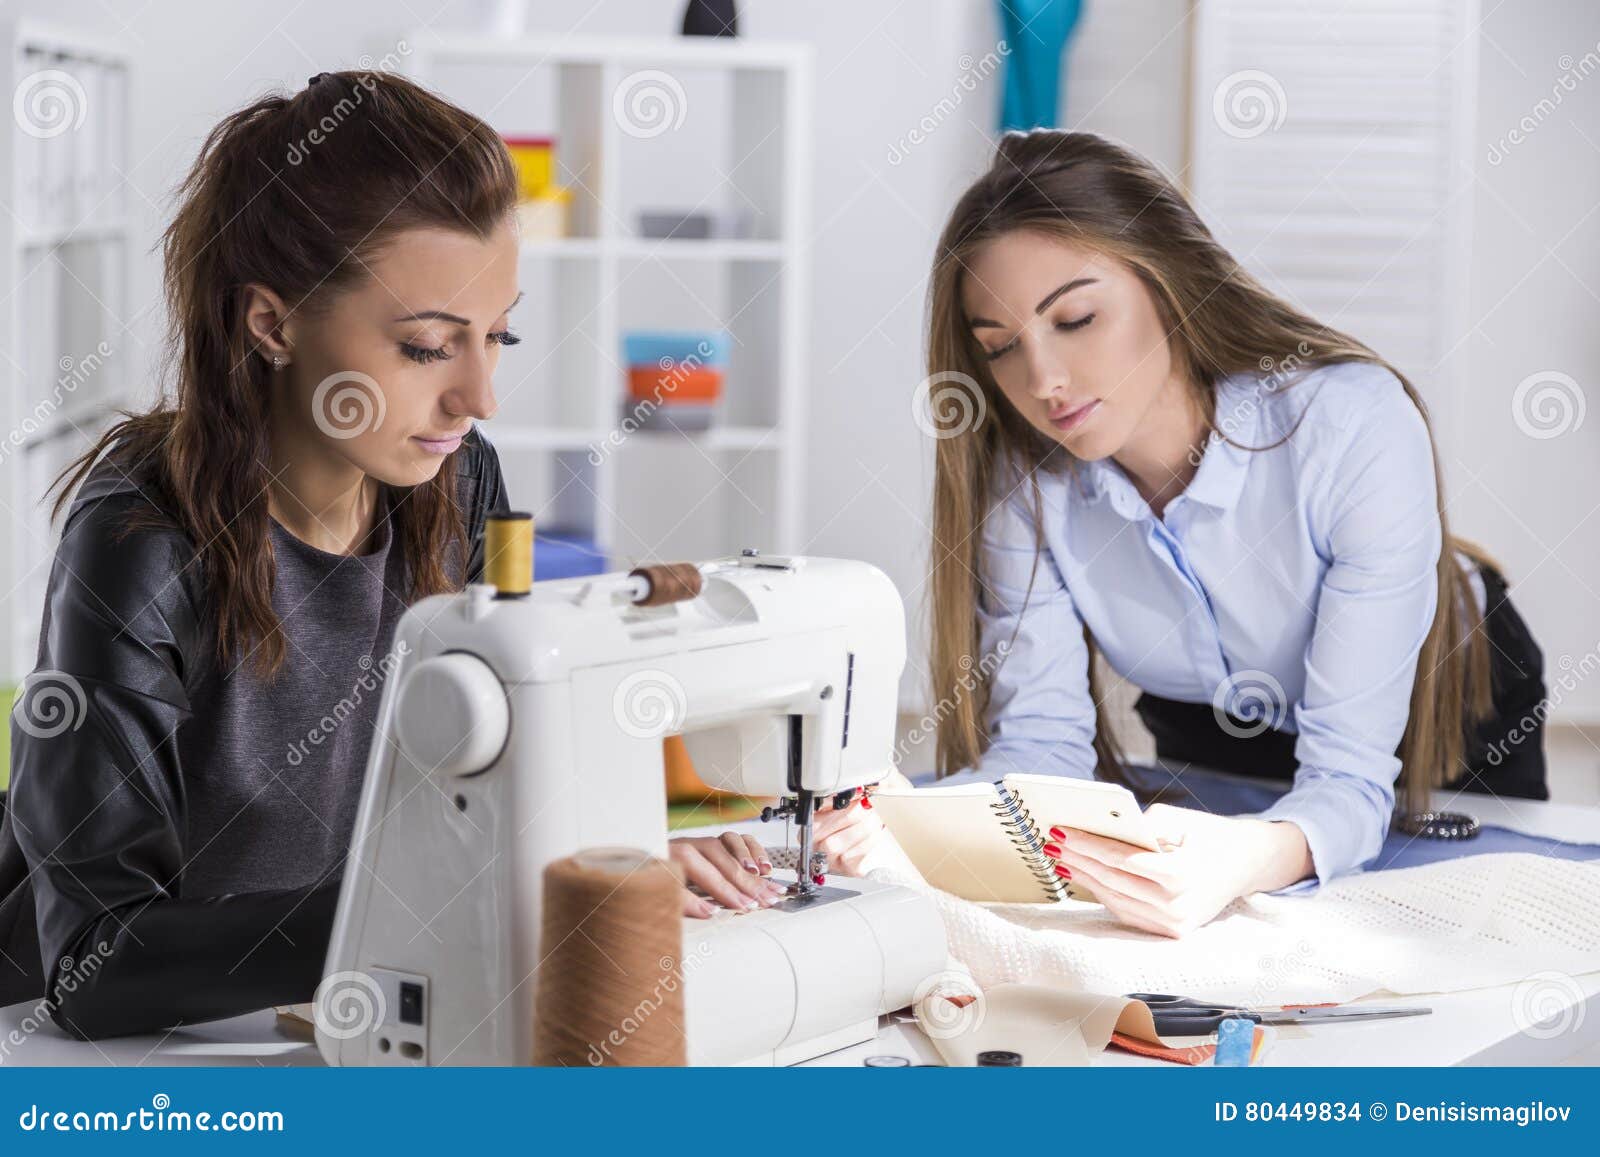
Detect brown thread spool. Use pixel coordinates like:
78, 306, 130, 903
484, 512, 533, 597
629, 562, 702, 606
532, 847, 687, 1067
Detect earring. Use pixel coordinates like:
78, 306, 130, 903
272, 355, 287, 370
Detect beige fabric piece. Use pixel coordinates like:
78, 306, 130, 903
911, 981, 1158, 1066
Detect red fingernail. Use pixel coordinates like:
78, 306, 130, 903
812, 873, 827, 885
1053, 864, 1072, 879
860, 795, 873, 809
1042, 842, 1062, 858
1049, 827, 1066, 841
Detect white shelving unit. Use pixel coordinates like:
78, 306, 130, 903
0, 21, 132, 684
400, 33, 811, 569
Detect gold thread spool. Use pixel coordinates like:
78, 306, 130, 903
532, 847, 687, 1067
484, 512, 533, 597
629, 562, 703, 606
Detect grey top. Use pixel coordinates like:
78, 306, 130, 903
44, 427, 507, 899
179, 510, 411, 895
182, 439, 508, 896
0, 425, 508, 1026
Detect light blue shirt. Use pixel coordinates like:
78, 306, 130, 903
944, 360, 1444, 886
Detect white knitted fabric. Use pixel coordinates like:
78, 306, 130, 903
860, 853, 1600, 1005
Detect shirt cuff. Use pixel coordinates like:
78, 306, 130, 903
1250, 776, 1386, 890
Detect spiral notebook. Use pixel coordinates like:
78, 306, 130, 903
868, 775, 1162, 904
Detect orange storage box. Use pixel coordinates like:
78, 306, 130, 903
628, 364, 724, 404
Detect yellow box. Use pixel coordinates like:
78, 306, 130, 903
504, 135, 555, 199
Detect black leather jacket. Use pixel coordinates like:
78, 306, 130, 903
0, 429, 507, 1037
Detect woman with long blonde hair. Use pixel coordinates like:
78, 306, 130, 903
816, 130, 1546, 937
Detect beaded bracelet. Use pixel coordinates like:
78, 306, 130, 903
1394, 810, 1481, 840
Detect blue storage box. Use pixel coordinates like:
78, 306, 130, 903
534, 529, 608, 580
621, 329, 730, 369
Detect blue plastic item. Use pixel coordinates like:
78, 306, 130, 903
622, 329, 730, 368
1214, 1017, 1255, 1066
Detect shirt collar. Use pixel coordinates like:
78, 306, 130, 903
1079, 373, 1262, 518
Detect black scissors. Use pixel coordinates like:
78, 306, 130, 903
1126, 992, 1432, 1036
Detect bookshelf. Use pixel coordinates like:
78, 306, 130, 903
398, 33, 811, 569
0, 20, 132, 684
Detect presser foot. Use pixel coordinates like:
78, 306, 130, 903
774, 883, 859, 911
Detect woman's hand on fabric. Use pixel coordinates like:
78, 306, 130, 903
812, 768, 916, 877
668, 833, 786, 918
1045, 804, 1313, 937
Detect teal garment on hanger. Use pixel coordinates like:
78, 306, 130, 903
998, 0, 1084, 130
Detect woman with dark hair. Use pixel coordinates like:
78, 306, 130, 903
816, 130, 1546, 937
0, 71, 777, 1038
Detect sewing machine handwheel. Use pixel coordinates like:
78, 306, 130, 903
394, 653, 510, 777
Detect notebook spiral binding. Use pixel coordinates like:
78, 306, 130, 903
991, 784, 1068, 902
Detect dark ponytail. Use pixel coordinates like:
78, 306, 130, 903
51, 69, 519, 679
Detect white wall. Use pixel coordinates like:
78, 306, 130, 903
11, 0, 1593, 720
2, 0, 1097, 709
1455, 0, 1600, 721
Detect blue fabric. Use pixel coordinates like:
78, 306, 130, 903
998, 0, 1084, 130
943, 363, 1473, 884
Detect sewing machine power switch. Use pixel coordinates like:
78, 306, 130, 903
398, 981, 424, 1026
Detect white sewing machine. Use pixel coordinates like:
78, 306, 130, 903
318, 539, 947, 1067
